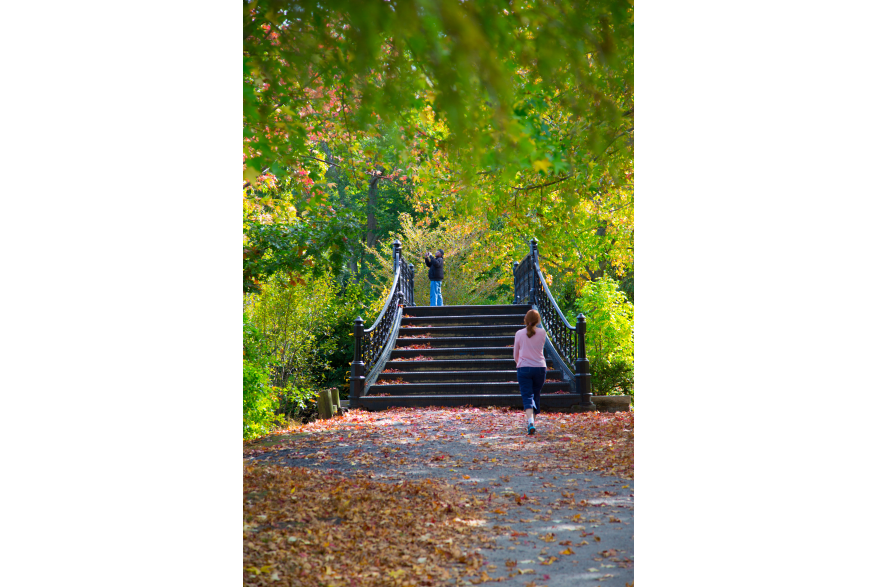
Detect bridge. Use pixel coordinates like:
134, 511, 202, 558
349, 239, 596, 412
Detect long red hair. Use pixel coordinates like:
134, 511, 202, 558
524, 309, 541, 338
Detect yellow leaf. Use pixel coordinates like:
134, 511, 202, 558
560, 547, 575, 555
532, 159, 552, 173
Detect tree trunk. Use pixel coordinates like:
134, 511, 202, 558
321, 141, 359, 282
366, 171, 382, 249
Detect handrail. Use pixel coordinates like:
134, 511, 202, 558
513, 238, 595, 410
349, 240, 414, 408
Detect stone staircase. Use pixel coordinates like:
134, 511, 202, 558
357, 304, 583, 411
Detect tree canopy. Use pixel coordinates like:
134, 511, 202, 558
244, 0, 633, 291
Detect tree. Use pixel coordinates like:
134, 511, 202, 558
243, 0, 633, 187
243, 0, 634, 303
364, 213, 505, 307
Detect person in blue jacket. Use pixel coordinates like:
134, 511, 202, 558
423, 249, 444, 306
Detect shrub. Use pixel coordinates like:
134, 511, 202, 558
245, 271, 340, 385
243, 313, 279, 439
244, 270, 383, 411
572, 277, 634, 397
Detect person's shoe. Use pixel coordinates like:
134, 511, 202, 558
527, 423, 536, 435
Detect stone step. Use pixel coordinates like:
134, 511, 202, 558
397, 325, 520, 338
404, 304, 530, 317
390, 347, 515, 360
376, 370, 566, 384
358, 393, 582, 410
366, 381, 571, 395
394, 336, 515, 349
401, 314, 529, 327
382, 359, 553, 371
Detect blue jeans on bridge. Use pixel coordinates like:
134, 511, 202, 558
429, 280, 443, 306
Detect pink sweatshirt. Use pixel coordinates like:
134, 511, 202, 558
513, 327, 547, 368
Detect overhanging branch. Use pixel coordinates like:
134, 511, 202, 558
512, 173, 576, 192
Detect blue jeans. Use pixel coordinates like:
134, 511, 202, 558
517, 367, 546, 415
430, 280, 443, 306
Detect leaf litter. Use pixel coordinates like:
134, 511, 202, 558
244, 406, 634, 585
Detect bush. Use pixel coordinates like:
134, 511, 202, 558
279, 383, 329, 418
244, 270, 383, 411
243, 313, 279, 439
572, 277, 634, 397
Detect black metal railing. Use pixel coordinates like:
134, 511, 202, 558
349, 240, 414, 408
513, 238, 595, 409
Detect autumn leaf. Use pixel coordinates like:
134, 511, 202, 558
532, 159, 552, 173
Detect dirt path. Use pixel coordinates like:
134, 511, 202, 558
245, 407, 633, 587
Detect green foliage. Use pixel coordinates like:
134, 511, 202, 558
572, 277, 634, 397
244, 0, 633, 189
277, 383, 318, 417
244, 270, 383, 407
245, 271, 340, 388
244, 1, 633, 295
243, 197, 358, 293
322, 280, 384, 393
365, 213, 504, 306
243, 313, 279, 439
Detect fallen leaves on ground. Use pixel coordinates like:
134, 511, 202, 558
243, 407, 634, 584
244, 465, 489, 586
245, 406, 634, 478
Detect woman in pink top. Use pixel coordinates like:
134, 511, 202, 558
513, 309, 547, 435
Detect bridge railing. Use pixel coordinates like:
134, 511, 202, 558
349, 240, 414, 408
513, 238, 595, 410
